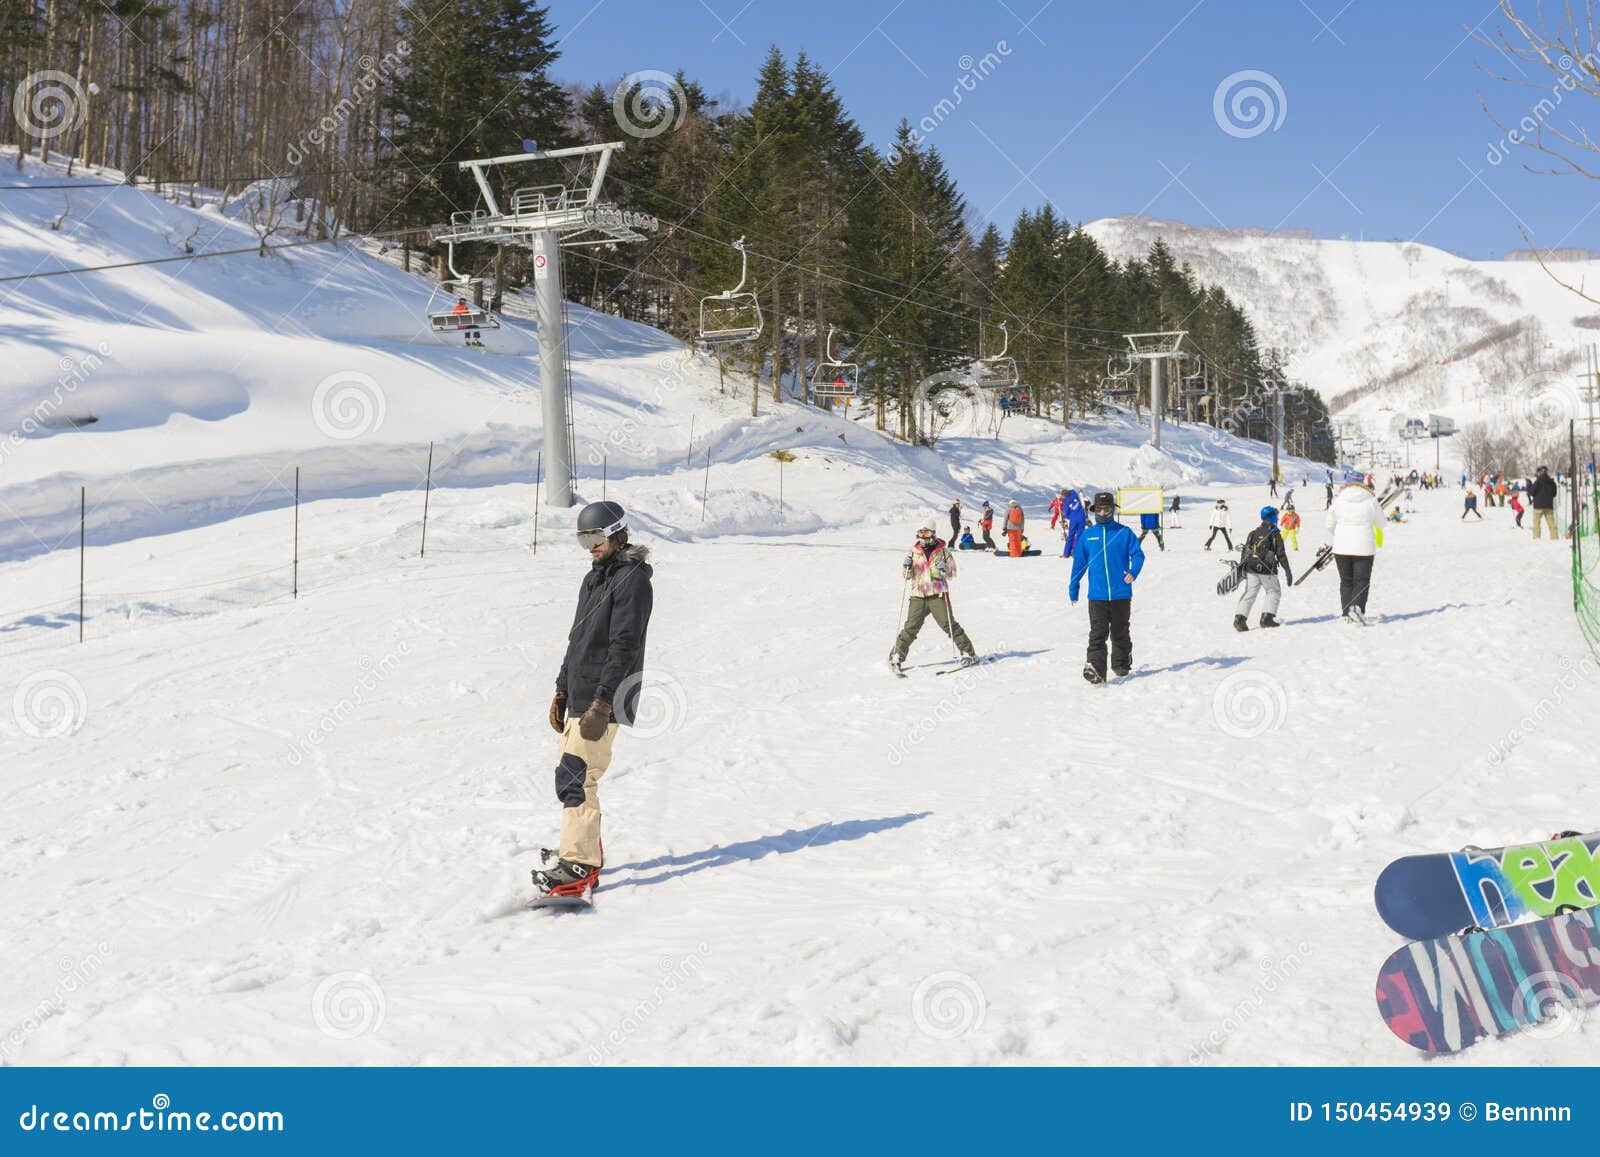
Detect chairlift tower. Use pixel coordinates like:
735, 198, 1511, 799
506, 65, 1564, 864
1124, 332, 1187, 450
428, 141, 658, 507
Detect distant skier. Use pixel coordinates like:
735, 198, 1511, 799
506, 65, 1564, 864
1138, 510, 1165, 551
949, 499, 962, 544
1268, 475, 1278, 497
1233, 506, 1292, 631
1461, 490, 1482, 520
1324, 481, 1334, 509
1204, 500, 1233, 551
1279, 503, 1302, 550
890, 517, 977, 671
1510, 492, 1525, 528
1528, 465, 1559, 540
1060, 489, 1087, 558
1005, 499, 1025, 558
534, 500, 654, 901
1326, 480, 1384, 625
1049, 489, 1067, 529
1070, 491, 1144, 683
980, 501, 997, 551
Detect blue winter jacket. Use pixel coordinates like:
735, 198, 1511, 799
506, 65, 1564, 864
1069, 519, 1145, 602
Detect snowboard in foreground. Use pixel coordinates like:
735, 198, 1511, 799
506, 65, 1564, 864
528, 892, 593, 911
1376, 906, 1600, 1054
1374, 832, 1600, 941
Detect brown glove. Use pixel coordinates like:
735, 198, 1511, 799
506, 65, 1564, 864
549, 691, 567, 734
578, 698, 612, 741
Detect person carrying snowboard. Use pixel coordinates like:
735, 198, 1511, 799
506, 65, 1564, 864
1069, 491, 1145, 683
1461, 489, 1482, 520
1204, 499, 1233, 551
1233, 506, 1293, 631
1005, 499, 1025, 558
1279, 502, 1302, 550
1325, 480, 1383, 625
979, 501, 997, 551
890, 517, 977, 671
1138, 510, 1165, 551
534, 500, 654, 901
1060, 488, 1087, 559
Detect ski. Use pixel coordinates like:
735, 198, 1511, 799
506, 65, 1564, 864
1292, 544, 1334, 586
1375, 905, 1600, 1054
888, 655, 907, 678
935, 657, 991, 675
1374, 831, 1600, 941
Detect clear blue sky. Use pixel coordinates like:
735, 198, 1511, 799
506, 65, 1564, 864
550, 0, 1600, 259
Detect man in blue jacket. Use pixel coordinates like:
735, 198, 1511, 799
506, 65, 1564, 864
1069, 490, 1145, 684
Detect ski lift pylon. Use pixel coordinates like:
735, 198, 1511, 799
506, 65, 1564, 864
426, 240, 500, 333
974, 321, 1018, 390
699, 237, 763, 344
810, 327, 858, 399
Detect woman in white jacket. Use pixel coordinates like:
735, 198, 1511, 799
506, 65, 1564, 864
1324, 482, 1384, 624
1203, 500, 1233, 551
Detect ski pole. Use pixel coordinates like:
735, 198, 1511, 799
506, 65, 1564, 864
942, 590, 960, 662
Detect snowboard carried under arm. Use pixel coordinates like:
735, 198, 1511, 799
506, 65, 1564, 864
1215, 558, 1244, 596
1376, 905, 1600, 1054
1373, 831, 1600, 941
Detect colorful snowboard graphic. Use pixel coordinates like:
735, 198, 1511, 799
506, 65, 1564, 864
1376, 906, 1600, 1053
1373, 832, 1600, 941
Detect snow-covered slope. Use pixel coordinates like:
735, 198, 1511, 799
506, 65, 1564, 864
1086, 216, 1599, 432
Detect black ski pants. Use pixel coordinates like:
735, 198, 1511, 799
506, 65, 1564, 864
1334, 554, 1374, 615
1086, 598, 1132, 677
1204, 527, 1232, 549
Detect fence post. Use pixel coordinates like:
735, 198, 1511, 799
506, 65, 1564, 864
701, 446, 712, 523
293, 466, 300, 599
78, 486, 85, 643
420, 441, 434, 558
533, 451, 542, 552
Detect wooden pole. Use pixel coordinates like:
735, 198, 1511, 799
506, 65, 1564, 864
78, 486, 85, 643
293, 467, 300, 599
420, 441, 434, 558
533, 451, 542, 551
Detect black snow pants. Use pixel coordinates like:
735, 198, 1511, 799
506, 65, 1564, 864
1335, 554, 1374, 615
1086, 599, 1133, 677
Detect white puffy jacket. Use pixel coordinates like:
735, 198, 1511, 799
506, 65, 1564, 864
1208, 506, 1232, 530
1325, 485, 1382, 556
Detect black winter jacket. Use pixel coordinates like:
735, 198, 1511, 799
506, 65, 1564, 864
1240, 524, 1292, 581
557, 545, 653, 726
1529, 474, 1558, 509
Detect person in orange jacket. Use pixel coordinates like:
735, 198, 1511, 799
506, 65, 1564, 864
1279, 502, 1302, 550
1005, 499, 1025, 557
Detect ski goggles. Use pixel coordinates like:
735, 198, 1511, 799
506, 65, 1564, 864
576, 516, 627, 549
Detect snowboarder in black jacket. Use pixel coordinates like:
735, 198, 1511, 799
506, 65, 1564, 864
1233, 506, 1292, 631
534, 500, 654, 901
1528, 465, 1559, 540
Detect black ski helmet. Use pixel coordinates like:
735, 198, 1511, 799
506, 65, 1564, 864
576, 500, 628, 546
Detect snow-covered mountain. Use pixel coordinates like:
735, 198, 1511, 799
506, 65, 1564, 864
1085, 216, 1600, 435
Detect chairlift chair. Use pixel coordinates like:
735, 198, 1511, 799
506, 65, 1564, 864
810, 327, 858, 399
699, 237, 764, 344
975, 321, 1018, 389
426, 240, 500, 333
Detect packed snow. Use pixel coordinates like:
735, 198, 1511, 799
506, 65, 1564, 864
2, 160, 1595, 1066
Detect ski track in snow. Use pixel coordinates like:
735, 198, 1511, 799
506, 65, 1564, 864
1, 485, 1592, 1066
